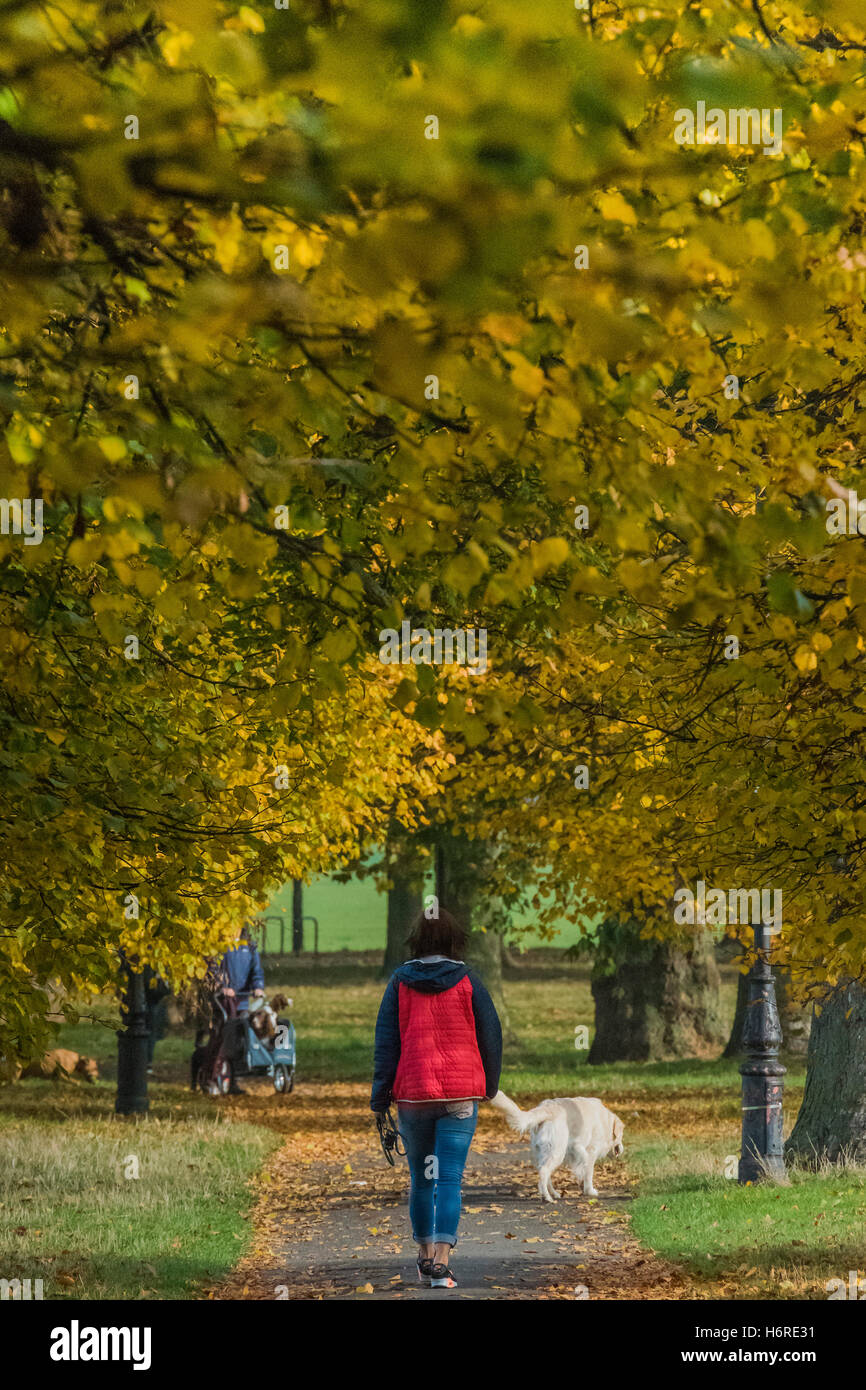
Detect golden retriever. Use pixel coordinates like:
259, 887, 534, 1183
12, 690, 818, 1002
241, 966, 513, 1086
491, 1091, 624, 1201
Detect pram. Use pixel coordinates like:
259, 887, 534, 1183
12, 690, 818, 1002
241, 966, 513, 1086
193, 991, 296, 1097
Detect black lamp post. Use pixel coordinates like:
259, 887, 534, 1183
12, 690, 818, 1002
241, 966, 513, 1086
738, 922, 786, 1182
116, 957, 151, 1115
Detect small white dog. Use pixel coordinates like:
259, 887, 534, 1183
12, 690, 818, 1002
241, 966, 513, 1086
491, 1091, 624, 1202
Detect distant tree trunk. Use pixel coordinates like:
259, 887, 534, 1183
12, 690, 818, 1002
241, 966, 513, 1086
723, 965, 811, 1059
589, 919, 725, 1063
786, 980, 866, 1165
381, 832, 425, 977
383, 874, 422, 976
435, 826, 511, 1037
464, 927, 507, 1019
291, 879, 303, 953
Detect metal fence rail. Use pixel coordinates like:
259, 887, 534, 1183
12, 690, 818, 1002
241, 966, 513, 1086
251, 914, 319, 956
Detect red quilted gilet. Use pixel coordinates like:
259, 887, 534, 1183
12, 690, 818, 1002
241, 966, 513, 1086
392, 974, 486, 1102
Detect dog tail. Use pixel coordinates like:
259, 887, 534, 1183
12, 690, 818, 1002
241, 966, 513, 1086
490, 1090, 559, 1135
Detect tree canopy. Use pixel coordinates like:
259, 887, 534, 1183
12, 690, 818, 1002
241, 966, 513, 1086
2, 0, 866, 1061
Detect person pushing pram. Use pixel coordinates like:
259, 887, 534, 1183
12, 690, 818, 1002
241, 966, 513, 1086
192, 922, 296, 1097
200, 925, 265, 1095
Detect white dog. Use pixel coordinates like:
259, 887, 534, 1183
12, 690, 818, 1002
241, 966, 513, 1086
491, 1092, 624, 1202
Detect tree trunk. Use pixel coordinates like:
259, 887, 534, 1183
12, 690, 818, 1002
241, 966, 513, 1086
383, 867, 422, 978
291, 879, 303, 953
381, 827, 429, 977
589, 919, 726, 1063
435, 827, 511, 1036
722, 968, 749, 1059
775, 968, 812, 1057
464, 927, 507, 1019
786, 980, 866, 1164
723, 965, 811, 1059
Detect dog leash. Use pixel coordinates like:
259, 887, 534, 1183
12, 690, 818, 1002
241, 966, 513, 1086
375, 1108, 406, 1166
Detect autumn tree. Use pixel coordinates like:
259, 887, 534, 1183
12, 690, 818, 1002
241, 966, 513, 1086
3, 0, 866, 1165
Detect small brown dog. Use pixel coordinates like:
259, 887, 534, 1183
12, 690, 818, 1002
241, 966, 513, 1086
19, 1049, 99, 1083
248, 993, 291, 1042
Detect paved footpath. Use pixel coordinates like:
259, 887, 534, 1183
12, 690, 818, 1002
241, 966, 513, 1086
212, 1084, 694, 1302
227, 1140, 674, 1301
327, 1147, 631, 1300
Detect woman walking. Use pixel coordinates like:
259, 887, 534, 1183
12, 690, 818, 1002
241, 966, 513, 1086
371, 908, 502, 1290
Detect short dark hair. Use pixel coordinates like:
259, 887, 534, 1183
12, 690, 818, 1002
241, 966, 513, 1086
405, 907, 466, 960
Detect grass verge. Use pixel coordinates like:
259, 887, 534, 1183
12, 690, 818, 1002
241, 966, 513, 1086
0, 1088, 278, 1301
628, 1137, 866, 1299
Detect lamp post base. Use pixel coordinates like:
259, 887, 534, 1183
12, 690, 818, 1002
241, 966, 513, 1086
115, 963, 151, 1116
738, 1061, 786, 1183
115, 1032, 150, 1115
738, 924, 785, 1184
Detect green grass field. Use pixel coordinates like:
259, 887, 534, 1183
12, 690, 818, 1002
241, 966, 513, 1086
260, 870, 595, 952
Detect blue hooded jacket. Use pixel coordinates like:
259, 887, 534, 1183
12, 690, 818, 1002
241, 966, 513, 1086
217, 939, 264, 1010
371, 958, 502, 1112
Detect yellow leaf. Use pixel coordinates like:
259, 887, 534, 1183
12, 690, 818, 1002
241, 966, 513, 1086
210, 212, 245, 275
480, 313, 524, 345
5, 428, 36, 464
291, 231, 327, 270
503, 351, 545, 398
132, 566, 163, 598
161, 30, 195, 66
597, 191, 637, 226
794, 646, 817, 673
453, 13, 485, 36
238, 5, 265, 33
536, 395, 581, 439
530, 537, 569, 574
745, 218, 776, 261
99, 437, 127, 462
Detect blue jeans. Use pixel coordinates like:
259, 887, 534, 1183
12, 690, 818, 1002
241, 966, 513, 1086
397, 1103, 478, 1248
